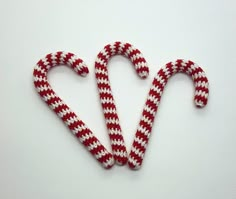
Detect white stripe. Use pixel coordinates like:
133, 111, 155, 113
195, 90, 208, 98
49, 100, 63, 109
171, 64, 178, 73
109, 44, 116, 55
41, 58, 50, 70
101, 98, 115, 104
87, 140, 101, 151
79, 132, 94, 142
95, 57, 106, 65
143, 105, 156, 116
95, 68, 108, 76
95, 150, 110, 160
155, 75, 166, 87
104, 108, 116, 114
171, 61, 178, 67
113, 150, 127, 157
73, 61, 86, 73
131, 146, 144, 159
97, 78, 110, 85
100, 49, 110, 59
111, 139, 125, 146
36, 85, 51, 92
98, 88, 112, 95
59, 52, 68, 64
34, 76, 47, 82
67, 55, 77, 66
65, 116, 78, 126
134, 61, 148, 70
162, 67, 171, 78
57, 108, 71, 118
193, 71, 206, 79
137, 125, 151, 138
42, 93, 56, 101
195, 81, 208, 88
150, 84, 162, 95
124, 46, 133, 57
188, 61, 198, 71
147, 94, 159, 105
128, 156, 139, 167
140, 114, 153, 127
134, 136, 148, 148
34, 64, 46, 74
180, 61, 187, 67
130, 52, 143, 62
109, 129, 122, 135
71, 124, 87, 135
106, 118, 119, 125
118, 43, 125, 54
49, 53, 58, 66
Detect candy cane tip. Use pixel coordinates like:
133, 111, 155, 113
103, 158, 115, 169
115, 159, 128, 166
133, 166, 141, 170
196, 102, 204, 108
139, 71, 149, 79
79, 67, 89, 77
80, 71, 89, 77
128, 162, 141, 170
195, 100, 207, 108
113, 150, 128, 165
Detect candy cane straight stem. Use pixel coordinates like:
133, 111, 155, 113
33, 52, 114, 169
95, 42, 149, 165
128, 59, 209, 169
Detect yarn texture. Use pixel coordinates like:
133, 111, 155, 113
33, 52, 114, 169
128, 59, 209, 169
95, 41, 149, 165
33, 44, 209, 170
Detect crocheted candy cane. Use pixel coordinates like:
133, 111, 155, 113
95, 42, 149, 165
128, 59, 209, 169
33, 52, 114, 169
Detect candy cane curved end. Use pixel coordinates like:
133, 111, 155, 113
95, 42, 149, 165
96, 41, 149, 79
33, 52, 114, 169
128, 59, 209, 170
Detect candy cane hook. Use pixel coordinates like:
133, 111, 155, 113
33, 52, 114, 169
129, 59, 209, 169
95, 42, 149, 165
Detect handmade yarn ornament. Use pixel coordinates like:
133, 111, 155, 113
128, 59, 209, 169
33, 52, 114, 169
95, 42, 149, 165
33, 44, 210, 170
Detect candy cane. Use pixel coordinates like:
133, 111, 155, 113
95, 42, 149, 165
33, 52, 114, 169
128, 59, 209, 169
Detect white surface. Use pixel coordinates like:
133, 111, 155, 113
0, 0, 235, 198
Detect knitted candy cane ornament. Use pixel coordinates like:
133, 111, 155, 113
128, 59, 209, 169
95, 42, 149, 165
33, 52, 114, 169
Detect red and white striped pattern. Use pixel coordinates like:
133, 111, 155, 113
95, 42, 149, 165
33, 52, 114, 169
128, 59, 209, 169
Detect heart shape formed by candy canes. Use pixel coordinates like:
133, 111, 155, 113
33, 43, 209, 170
95, 42, 149, 165
33, 52, 114, 169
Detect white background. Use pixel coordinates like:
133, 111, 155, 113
0, 0, 235, 198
